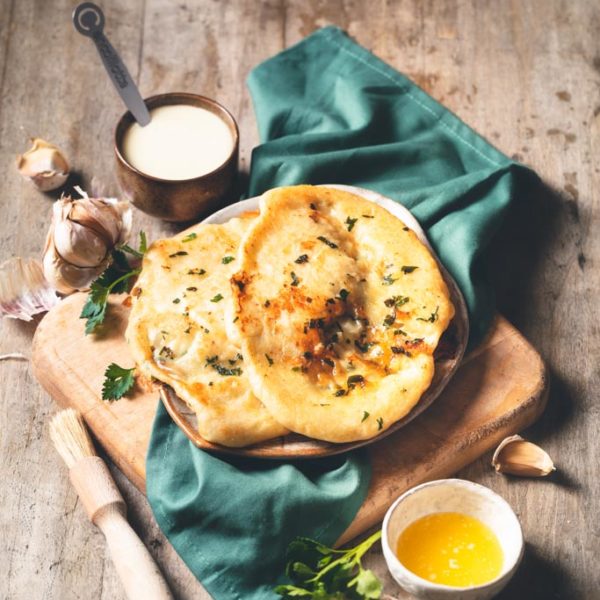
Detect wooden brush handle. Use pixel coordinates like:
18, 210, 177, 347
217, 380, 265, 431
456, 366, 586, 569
70, 457, 173, 600
95, 505, 173, 600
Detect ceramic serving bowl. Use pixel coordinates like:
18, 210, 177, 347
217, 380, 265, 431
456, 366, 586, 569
115, 92, 239, 222
382, 479, 524, 600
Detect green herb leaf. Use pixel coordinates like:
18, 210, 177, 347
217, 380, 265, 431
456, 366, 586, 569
187, 268, 206, 276
377, 417, 384, 431
266, 354, 274, 366
382, 274, 397, 286
102, 363, 135, 401
384, 295, 409, 308
361, 411, 370, 422
345, 216, 358, 232
317, 236, 338, 249
295, 254, 309, 264
182, 232, 197, 242
169, 251, 188, 258
417, 306, 439, 323
401, 265, 418, 273
275, 532, 382, 599
337, 289, 350, 302
291, 271, 301, 287
222, 256, 235, 264
211, 293, 224, 303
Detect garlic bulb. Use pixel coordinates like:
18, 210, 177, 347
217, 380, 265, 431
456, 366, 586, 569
491, 435, 556, 477
43, 192, 132, 294
17, 138, 70, 191
0, 257, 60, 320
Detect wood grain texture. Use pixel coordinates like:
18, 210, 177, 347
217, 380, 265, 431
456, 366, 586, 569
1, 1, 599, 599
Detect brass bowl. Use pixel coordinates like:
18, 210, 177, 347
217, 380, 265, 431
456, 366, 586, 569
114, 92, 239, 222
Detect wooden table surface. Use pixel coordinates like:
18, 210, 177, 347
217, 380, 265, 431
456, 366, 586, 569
1, 1, 598, 598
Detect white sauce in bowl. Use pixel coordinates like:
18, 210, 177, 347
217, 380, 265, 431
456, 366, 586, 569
122, 104, 234, 180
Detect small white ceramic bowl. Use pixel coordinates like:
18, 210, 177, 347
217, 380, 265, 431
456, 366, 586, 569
382, 479, 524, 600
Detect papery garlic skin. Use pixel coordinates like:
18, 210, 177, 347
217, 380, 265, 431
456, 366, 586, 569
0, 257, 59, 321
43, 193, 132, 294
17, 138, 70, 192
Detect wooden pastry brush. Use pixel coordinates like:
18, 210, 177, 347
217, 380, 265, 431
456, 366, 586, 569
49, 409, 173, 600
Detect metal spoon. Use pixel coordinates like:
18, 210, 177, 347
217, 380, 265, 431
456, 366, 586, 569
72, 2, 151, 126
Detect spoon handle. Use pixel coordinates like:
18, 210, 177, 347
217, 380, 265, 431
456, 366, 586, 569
73, 2, 151, 126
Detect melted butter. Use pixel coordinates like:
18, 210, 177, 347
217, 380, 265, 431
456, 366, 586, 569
396, 512, 503, 587
123, 104, 233, 180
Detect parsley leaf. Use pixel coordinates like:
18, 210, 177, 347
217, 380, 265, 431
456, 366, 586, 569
182, 232, 197, 242
222, 256, 235, 264
275, 531, 382, 599
345, 216, 358, 232
102, 363, 135, 401
417, 306, 439, 323
382, 274, 397, 286
80, 232, 147, 334
361, 411, 370, 422
290, 271, 301, 287
317, 236, 338, 249
211, 293, 224, 303
401, 265, 418, 273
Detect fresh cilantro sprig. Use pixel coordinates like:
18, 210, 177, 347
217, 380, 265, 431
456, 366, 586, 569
275, 531, 382, 599
80, 232, 147, 334
102, 363, 135, 401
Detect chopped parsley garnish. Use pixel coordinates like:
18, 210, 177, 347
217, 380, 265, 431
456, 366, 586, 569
102, 363, 135, 401
384, 295, 409, 308
186, 286, 198, 292
345, 216, 358, 232
354, 339, 374, 353
184, 326, 192, 334
322, 357, 335, 368
417, 306, 439, 323
211, 293, 224, 303
182, 232, 197, 242
159, 346, 175, 359
205, 355, 242, 376
169, 251, 188, 257
377, 417, 384, 430
362, 214, 374, 218
290, 271, 300, 287
292, 366, 306, 373
347, 374, 365, 388
391, 346, 412, 357
265, 354, 274, 366
294, 254, 309, 264
394, 328, 407, 336
317, 235, 338, 249
361, 411, 370, 422
338, 288, 350, 301
383, 314, 396, 328
401, 265, 418, 273
222, 256, 235, 264
187, 268, 206, 275
334, 389, 347, 397
310, 202, 317, 210
382, 274, 397, 286
172, 298, 181, 304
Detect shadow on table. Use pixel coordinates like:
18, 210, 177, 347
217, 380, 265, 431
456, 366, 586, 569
497, 542, 574, 599
486, 177, 579, 440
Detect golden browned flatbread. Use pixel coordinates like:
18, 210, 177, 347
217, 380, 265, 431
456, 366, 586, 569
125, 216, 288, 447
230, 186, 454, 443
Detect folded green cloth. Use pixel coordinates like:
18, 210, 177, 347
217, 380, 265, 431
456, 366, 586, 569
147, 26, 536, 600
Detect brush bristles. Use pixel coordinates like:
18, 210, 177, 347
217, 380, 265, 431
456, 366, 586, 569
49, 409, 96, 468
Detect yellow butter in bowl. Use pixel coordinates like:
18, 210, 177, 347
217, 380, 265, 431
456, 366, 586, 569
396, 512, 503, 587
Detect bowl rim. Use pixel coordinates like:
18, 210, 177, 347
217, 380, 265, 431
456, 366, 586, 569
381, 478, 524, 593
114, 91, 239, 184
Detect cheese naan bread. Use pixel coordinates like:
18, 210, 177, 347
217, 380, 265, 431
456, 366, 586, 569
230, 186, 454, 443
125, 216, 288, 447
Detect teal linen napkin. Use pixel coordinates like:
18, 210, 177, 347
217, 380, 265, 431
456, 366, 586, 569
147, 26, 536, 600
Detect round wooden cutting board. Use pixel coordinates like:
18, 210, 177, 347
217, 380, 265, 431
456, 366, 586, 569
160, 185, 470, 459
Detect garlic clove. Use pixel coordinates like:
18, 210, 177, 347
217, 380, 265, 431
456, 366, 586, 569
17, 138, 70, 192
492, 435, 556, 477
42, 191, 132, 294
0, 257, 60, 320
53, 200, 110, 267
43, 240, 109, 295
